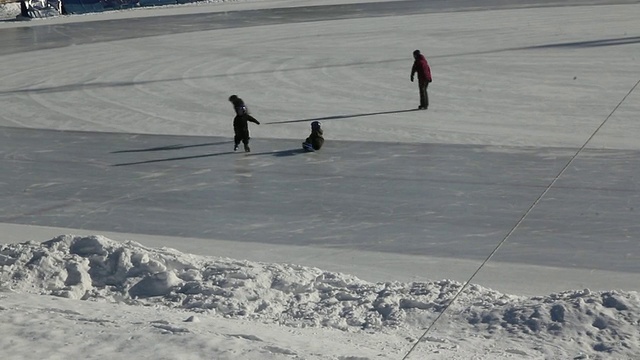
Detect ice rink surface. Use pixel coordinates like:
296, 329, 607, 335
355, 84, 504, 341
1, 0, 639, 295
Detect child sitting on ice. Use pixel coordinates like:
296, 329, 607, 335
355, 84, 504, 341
302, 121, 324, 151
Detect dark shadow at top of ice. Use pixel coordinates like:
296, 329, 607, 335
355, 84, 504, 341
265, 109, 420, 125
524, 36, 640, 49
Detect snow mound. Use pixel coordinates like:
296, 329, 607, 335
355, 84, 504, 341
1, 235, 639, 356
0, 3, 21, 20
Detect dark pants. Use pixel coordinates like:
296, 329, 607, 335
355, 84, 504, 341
418, 81, 429, 109
234, 129, 249, 146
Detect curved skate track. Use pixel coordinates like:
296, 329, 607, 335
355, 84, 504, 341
0, 0, 639, 294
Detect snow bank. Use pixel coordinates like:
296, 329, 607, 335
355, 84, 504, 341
1, 235, 639, 356
0, 3, 21, 19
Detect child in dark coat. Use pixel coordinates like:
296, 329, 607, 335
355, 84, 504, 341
302, 121, 324, 151
229, 95, 260, 152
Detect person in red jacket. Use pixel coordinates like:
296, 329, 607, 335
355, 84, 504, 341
410, 49, 432, 110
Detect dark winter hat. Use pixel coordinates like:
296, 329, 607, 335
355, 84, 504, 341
413, 49, 421, 57
228, 95, 238, 102
311, 121, 321, 130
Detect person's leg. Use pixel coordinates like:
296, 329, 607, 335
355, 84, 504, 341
242, 131, 250, 152
419, 82, 428, 109
234, 132, 241, 151
424, 82, 429, 109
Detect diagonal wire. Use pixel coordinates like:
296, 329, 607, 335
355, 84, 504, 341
401, 78, 640, 360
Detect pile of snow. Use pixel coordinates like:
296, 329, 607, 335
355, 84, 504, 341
0, 3, 21, 19
1, 235, 639, 357
0, 235, 475, 330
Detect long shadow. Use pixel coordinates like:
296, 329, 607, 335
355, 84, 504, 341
421, 36, 640, 60
113, 151, 236, 166
523, 36, 640, 49
250, 148, 307, 157
0, 59, 403, 96
266, 108, 420, 125
112, 147, 308, 166
3, 35, 637, 97
111, 141, 231, 153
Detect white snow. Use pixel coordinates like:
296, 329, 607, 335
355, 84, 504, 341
0, 2, 19, 19
1, 235, 639, 359
1, 0, 639, 359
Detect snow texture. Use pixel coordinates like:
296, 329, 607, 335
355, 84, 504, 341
2, 235, 639, 358
1, 0, 639, 358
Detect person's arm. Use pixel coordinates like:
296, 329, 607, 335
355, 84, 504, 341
247, 115, 260, 125
411, 62, 417, 82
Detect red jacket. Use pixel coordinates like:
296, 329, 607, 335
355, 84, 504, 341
411, 54, 432, 83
